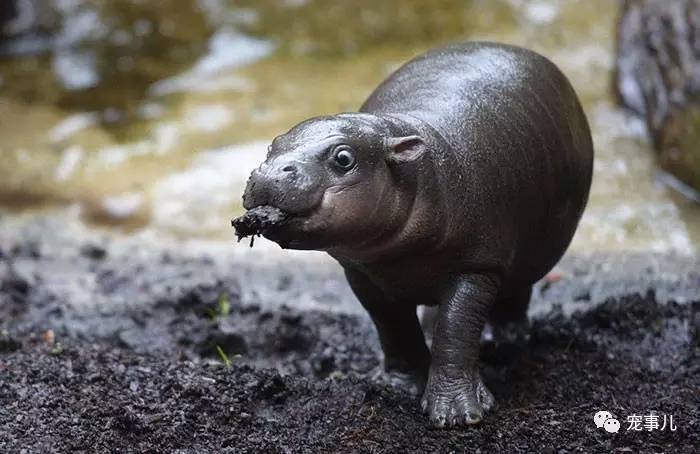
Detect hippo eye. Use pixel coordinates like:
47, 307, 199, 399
331, 146, 356, 171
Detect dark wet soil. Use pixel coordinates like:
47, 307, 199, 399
0, 233, 698, 453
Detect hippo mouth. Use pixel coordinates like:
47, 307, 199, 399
231, 205, 315, 247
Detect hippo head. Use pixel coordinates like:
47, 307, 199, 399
241, 113, 427, 251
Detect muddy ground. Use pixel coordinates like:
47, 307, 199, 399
0, 217, 698, 453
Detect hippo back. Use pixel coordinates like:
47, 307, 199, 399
361, 42, 593, 287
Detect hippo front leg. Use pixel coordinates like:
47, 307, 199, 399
422, 273, 499, 427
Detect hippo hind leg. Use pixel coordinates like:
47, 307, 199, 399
488, 285, 531, 344
344, 268, 431, 393
491, 285, 531, 325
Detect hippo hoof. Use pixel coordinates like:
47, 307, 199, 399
420, 368, 494, 428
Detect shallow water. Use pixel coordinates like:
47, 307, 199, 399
1, 0, 698, 252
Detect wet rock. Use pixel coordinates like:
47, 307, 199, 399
615, 0, 700, 195
0, 333, 21, 352
80, 244, 107, 260
1, 269, 29, 298
9, 240, 41, 258
0, 267, 31, 324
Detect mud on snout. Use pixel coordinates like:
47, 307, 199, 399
231, 205, 289, 245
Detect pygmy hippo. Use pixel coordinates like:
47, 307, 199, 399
233, 42, 594, 428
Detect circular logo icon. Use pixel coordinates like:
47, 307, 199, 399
604, 418, 621, 433
594, 410, 613, 428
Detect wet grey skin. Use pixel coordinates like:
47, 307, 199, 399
239, 41, 594, 428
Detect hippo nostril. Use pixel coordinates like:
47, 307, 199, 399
282, 165, 296, 173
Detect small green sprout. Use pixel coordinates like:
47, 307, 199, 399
51, 342, 64, 355
218, 293, 231, 317
207, 293, 232, 320
216, 345, 232, 369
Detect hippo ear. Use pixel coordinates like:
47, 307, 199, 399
385, 135, 426, 163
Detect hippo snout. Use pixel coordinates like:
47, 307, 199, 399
242, 157, 323, 215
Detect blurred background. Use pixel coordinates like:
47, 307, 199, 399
1, 0, 699, 253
